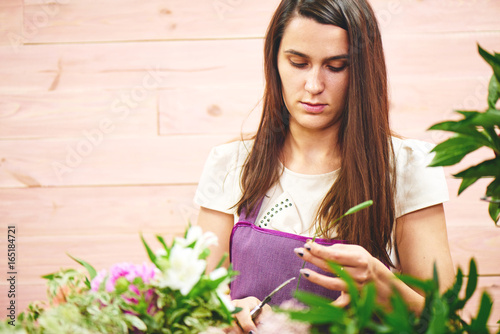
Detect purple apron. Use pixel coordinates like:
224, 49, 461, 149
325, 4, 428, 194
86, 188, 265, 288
229, 200, 344, 306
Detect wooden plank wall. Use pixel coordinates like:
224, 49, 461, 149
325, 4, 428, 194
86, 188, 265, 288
0, 0, 499, 328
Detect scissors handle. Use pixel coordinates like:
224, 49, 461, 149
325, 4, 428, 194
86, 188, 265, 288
249, 304, 262, 320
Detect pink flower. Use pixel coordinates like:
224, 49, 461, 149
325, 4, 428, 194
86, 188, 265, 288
91, 262, 157, 292
90, 262, 160, 317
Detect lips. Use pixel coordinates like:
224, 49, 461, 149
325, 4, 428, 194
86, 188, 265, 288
301, 102, 327, 113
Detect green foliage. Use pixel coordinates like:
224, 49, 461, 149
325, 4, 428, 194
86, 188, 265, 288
428, 45, 500, 224
286, 259, 497, 334
2, 227, 238, 333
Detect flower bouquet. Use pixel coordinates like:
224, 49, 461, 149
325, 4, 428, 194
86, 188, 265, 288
1, 226, 238, 334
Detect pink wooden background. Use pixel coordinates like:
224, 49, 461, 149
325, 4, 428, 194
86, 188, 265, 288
0, 0, 499, 328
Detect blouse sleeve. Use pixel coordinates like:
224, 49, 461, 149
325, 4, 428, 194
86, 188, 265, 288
193, 141, 250, 215
393, 138, 450, 218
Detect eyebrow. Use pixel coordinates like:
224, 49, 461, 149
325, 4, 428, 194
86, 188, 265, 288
284, 49, 349, 62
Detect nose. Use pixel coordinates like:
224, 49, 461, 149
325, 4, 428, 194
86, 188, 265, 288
304, 67, 325, 95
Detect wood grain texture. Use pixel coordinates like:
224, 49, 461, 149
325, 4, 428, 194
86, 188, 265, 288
0, 39, 265, 93
0, 135, 234, 188
0, 91, 157, 139
20, 0, 500, 44
444, 178, 496, 228
383, 32, 500, 79
0, 185, 199, 237
22, 0, 279, 43
159, 85, 262, 135
389, 76, 491, 142
372, 0, 500, 34
0, 0, 23, 46
447, 226, 500, 276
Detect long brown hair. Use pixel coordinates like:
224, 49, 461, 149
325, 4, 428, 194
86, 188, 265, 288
237, 0, 396, 266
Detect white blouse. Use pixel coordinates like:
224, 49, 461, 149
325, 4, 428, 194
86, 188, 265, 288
194, 137, 449, 238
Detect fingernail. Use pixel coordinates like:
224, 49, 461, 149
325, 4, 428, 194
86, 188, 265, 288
249, 331, 255, 334
304, 243, 311, 251
293, 248, 304, 257
300, 269, 310, 278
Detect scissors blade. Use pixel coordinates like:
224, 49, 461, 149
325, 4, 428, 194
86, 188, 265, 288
265, 277, 296, 300
250, 277, 296, 319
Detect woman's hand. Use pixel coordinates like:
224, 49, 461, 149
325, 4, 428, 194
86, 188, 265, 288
231, 296, 272, 333
294, 242, 397, 307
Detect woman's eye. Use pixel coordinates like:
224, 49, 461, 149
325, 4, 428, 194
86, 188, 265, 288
290, 60, 307, 68
327, 64, 347, 72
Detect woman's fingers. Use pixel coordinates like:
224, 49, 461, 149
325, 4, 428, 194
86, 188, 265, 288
232, 297, 271, 333
332, 291, 350, 308
298, 269, 351, 307
299, 268, 348, 292
307, 242, 369, 268
295, 242, 379, 289
296, 242, 372, 271
294, 247, 331, 272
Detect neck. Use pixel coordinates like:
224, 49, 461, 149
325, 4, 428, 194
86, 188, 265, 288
282, 124, 341, 175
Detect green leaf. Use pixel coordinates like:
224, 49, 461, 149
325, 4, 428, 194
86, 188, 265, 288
215, 253, 228, 269
140, 234, 157, 266
464, 259, 478, 303
287, 307, 345, 325
458, 177, 481, 195
427, 297, 449, 334
432, 262, 440, 290
357, 283, 377, 328
328, 262, 359, 306
156, 235, 169, 251
67, 253, 97, 280
478, 44, 500, 82
384, 291, 413, 332
285, 294, 346, 328
468, 109, 500, 129
442, 267, 463, 311
343, 200, 373, 216
486, 178, 500, 198
454, 159, 500, 179
286, 294, 347, 325
429, 136, 483, 167
488, 201, 500, 224
397, 274, 436, 295
326, 200, 374, 232
41, 273, 56, 280
468, 292, 493, 334
487, 75, 500, 110
428, 120, 487, 143
124, 314, 147, 331
294, 290, 338, 308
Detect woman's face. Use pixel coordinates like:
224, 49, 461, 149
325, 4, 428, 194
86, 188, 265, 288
277, 16, 349, 134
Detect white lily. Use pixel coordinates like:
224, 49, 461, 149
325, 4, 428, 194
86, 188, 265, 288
209, 267, 234, 312
157, 244, 206, 295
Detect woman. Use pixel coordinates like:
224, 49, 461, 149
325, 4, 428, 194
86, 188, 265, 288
195, 0, 455, 332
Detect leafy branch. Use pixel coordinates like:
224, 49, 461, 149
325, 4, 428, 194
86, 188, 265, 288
428, 45, 500, 225
285, 258, 497, 334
